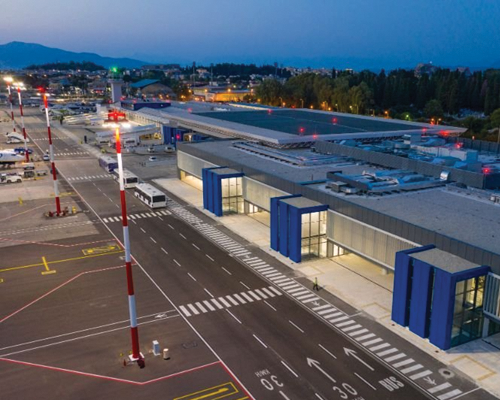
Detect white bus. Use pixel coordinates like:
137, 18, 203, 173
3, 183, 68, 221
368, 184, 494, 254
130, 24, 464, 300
134, 183, 167, 208
99, 156, 118, 173
112, 168, 139, 189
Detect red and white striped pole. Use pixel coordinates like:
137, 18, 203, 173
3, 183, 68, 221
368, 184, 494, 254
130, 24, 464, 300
4, 78, 16, 132
115, 127, 142, 362
16, 85, 30, 162
42, 90, 61, 216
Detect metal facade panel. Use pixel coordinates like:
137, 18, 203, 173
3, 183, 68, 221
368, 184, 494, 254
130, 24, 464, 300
279, 201, 290, 257
429, 268, 455, 350
178, 151, 218, 178
243, 178, 289, 211
392, 251, 412, 326
409, 260, 433, 338
484, 273, 500, 319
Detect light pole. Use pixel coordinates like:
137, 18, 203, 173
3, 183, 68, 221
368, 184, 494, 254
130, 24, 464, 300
300, 98, 304, 108
41, 89, 61, 216
115, 126, 142, 363
15, 83, 30, 162
3, 77, 16, 133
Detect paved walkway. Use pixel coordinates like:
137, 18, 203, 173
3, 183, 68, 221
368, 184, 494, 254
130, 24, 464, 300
155, 177, 500, 397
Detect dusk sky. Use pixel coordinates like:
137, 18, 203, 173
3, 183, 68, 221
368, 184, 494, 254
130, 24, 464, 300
1, 0, 499, 70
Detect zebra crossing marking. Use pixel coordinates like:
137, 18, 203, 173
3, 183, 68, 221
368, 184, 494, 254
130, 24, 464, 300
67, 174, 112, 181
102, 210, 171, 223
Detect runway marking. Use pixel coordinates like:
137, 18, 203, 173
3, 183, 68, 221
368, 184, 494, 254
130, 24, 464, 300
0, 250, 124, 274
0, 357, 221, 386
289, 320, 304, 333
354, 372, 377, 391
252, 334, 267, 349
318, 343, 337, 359
221, 267, 232, 275
240, 281, 251, 290
40, 256, 56, 275
0, 265, 125, 323
226, 309, 242, 324
173, 381, 238, 400
281, 361, 298, 378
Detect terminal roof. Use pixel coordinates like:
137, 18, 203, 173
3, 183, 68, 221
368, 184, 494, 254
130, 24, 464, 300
411, 248, 480, 273
280, 197, 324, 209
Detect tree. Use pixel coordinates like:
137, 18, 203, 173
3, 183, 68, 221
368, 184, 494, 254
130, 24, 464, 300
424, 99, 444, 120
490, 108, 500, 143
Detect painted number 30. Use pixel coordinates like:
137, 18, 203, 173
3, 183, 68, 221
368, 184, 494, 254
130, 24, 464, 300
261, 375, 284, 391
332, 383, 358, 399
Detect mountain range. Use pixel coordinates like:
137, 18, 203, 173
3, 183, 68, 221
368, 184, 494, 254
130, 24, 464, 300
0, 41, 147, 69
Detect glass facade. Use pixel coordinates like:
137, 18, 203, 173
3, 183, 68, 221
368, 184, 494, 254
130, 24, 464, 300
451, 276, 485, 347
301, 211, 327, 260
221, 177, 243, 215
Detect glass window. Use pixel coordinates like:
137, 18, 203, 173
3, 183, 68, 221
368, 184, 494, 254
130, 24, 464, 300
450, 276, 486, 347
301, 210, 327, 260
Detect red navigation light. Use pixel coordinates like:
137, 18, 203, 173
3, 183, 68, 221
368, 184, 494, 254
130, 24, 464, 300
176, 134, 181, 140
483, 167, 491, 174
187, 108, 192, 113
313, 134, 318, 140
332, 118, 337, 124
299, 127, 305, 134
268, 109, 272, 114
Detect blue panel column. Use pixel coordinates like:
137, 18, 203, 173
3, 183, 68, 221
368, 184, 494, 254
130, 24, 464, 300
279, 201, 289, 257
392, 251, 412, 327
214, 176, 223, 217
409, 260, 433, 338
429, 269, 455, 350
289, 207, 302, 263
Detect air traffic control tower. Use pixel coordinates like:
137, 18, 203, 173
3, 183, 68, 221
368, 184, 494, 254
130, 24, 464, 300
109, 79, 123, 104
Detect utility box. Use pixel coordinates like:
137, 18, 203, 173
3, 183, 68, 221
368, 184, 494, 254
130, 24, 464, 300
152, 340, 160, 356
163, 348, 170, 360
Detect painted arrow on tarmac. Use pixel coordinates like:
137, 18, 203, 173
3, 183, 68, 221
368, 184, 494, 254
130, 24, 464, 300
344, 348, 374, 371
307, 358, 337, 383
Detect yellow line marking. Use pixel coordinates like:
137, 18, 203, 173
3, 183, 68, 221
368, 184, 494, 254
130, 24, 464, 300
41, 256, 56, 275
174, 382, 238, 400
0, 278, 4, 283
82, 244, 120, 256
0, 250, 124, 274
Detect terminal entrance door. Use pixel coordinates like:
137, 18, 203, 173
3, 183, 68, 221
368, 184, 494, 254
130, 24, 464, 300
301, 211, 327, 260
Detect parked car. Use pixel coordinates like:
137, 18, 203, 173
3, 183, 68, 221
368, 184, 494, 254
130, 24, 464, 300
42, 154, 50, 161
147, 146, 155, 153
4, 174, 22, 183
164, 145, 175, 153
148, 156, 157, 162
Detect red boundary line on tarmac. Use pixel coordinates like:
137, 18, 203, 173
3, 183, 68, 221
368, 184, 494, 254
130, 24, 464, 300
219, 360, 255, 399
0, 358, 222, 386
0, 238, 118, 248
0, 265, 125, 324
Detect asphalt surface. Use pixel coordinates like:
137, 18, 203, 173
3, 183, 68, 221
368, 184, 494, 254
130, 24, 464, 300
0, 107, 497, 400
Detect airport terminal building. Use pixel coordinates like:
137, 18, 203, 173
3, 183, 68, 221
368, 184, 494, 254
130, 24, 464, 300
123, 102, 500, 350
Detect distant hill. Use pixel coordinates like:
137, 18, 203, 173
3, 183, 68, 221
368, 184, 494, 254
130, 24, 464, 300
25, 61, 106, 71
0, 41, 147, 69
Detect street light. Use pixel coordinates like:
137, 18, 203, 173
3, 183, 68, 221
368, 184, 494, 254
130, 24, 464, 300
3, 77, 16, 133
300, 98, 304, 108
40, 88, 61, 216
14, 82, 30, 162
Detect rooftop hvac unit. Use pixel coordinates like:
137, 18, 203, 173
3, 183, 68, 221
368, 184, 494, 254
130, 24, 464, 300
326, 181, 347, 192
341, 186, 359, 195
440, 171, 450, 181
